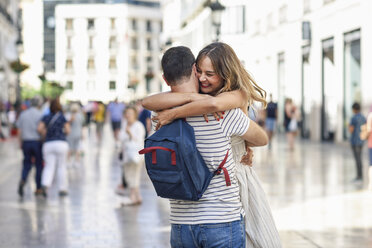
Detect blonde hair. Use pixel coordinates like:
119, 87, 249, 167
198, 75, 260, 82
196, 42, 267, 108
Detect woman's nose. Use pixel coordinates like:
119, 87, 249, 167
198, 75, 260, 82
199, 74, 206, 82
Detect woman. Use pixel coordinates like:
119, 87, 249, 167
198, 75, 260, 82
284, 98, 298, 151
143, 42, 281, 247
67, 103, 84, 166
120, 106, 145, 206
38, 98, 70, 197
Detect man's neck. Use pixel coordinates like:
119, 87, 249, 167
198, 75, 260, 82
170, 75, 198, 93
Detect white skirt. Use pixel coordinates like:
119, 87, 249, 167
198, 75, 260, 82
232, 138, 282, 248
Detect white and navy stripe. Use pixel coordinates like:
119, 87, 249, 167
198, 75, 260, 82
151, 108, 250, 224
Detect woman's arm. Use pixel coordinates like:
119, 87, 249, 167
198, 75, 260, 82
153, 90, 246, 129
142, 92, 211, 111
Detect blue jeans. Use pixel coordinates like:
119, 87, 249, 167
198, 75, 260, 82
170, 216, 245, 248
21, 141, 43, 189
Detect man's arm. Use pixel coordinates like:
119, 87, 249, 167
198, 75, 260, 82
152, 90, 246, 128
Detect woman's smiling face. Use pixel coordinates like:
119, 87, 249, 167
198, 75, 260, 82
196, 56, 223, 96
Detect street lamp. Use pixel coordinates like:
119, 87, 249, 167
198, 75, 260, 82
208, 0, 225, 41
15, 37, 23, 105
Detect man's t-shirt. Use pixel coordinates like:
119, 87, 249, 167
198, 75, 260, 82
16, 107, 43, 141
152, 108, 250, 224
107, 102, 125, 122
350, 113, 366, 146
266, 101, 277, 119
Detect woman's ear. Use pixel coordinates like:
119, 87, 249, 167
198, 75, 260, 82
162, 74, 170, 86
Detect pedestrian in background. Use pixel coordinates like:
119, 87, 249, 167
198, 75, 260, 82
107, 98, 125, 148
136, 99, 152, 138
120, 106, 145, 206
94, 101, 106, 145
37, 98, 70, 197
0, 102, 8, 140
284, 98, 298, 151
16, 97, 43, 197
67, 103, 84, 167
349, 102, 366, 182
365, 105, 372, 189
265, 93, 277, 148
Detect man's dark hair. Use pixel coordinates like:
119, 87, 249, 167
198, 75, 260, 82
352, 102, 361, 111
161, 46, 195, 85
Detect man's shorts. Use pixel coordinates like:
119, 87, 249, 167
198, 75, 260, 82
111, 121, 121, 131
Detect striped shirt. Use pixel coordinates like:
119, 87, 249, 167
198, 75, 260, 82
151, 108, 250, 224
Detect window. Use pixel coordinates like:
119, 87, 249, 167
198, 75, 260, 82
89, 36, 94, 49
303, 0, 311, 14
146, 20, 152, 32
87, 81, 95, 91
131, 37, 138, 50
324, 0, 335, 4
109, 81, 116, 90
279, 5, 288, 24
147, 39, 152, 51
160, 21, 163, 32
66, 59, 73, 70
109, 36, 116, 49
67, 37, 72, 49
87, 19, 95, 30
66, 19, 73, 30
66, 81, 73, 90
254, 20, 261, 35
266, 13, 273, 31
109, 57, 117, 69
110, 18, 116, 29
131, 56, 138, 70
131, 19, 137, 30
221, 6, 246, 34
87, 57, 95, 70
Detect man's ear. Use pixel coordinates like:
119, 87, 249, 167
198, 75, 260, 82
162, 74, 170, 86
192, 63, 197, 74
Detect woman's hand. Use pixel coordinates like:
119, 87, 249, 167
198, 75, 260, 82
152, 109, 177, 130
203, 111, 224, 123
240, 146, 253, 167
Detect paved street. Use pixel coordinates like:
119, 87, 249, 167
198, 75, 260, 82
0, 124, 371, 248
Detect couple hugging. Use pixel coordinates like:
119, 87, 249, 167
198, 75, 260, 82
143, 43, 281, 248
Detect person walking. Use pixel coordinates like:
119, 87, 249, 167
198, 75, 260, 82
119, 106, 145, 206
94, 101, 106, 145
66, 103, 84, 167
16, 97, 44, 197
265, 93, 277, 148
366, 105, 372, 190
107, 98, 125, 147
349, 102, 366, 181
145, 45, 278, 248
37, 98, 70, 197
284, 98, 298, 151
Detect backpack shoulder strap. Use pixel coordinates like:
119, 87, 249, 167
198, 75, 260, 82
214, 150, 231, 186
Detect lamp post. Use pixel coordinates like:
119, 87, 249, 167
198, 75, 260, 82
208, 0, 225, 42
15, 38, 23, 105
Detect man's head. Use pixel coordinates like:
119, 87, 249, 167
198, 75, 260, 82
352, 102, 361, 113
161, 46, 196, 89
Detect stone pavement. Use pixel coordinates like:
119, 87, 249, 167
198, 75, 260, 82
0, 124, 371, 248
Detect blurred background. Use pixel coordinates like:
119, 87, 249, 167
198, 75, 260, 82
1, 0, 372, 247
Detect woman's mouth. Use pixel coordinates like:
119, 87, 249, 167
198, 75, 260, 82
200, 82, 210, 88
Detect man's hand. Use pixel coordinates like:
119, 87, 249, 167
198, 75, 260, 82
240, 146, 253, 167
152, 109, 177, 130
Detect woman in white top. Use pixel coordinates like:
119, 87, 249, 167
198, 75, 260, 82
120, 106, 145, 206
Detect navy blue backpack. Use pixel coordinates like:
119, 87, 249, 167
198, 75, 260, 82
139, 119, 230, 201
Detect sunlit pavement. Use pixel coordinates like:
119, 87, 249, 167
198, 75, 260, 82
0, 124, 371, 248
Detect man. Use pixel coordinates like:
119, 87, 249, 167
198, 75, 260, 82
107, 98, 125, 146
349, 102, 366, 181
150, 46, 267, 247
16, 97, 44, 196
265, 93, 277, 148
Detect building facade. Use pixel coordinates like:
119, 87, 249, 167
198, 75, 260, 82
161, 0, 372, 142
55, 1, 162, 103
0, 0, 21, 103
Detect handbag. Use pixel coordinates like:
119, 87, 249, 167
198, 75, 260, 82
124, 141, 142, 164
288, 118, 298, 131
